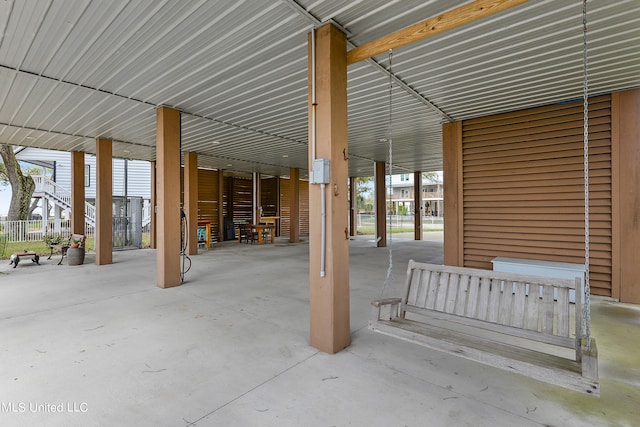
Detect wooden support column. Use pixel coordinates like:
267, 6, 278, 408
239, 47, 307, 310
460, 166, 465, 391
184, 152, 198, 255
308, 23, 350, 353
218, 169, 225, 241
150, 161, 157, 249
289, 168, 300, 243
253, 172, 261, 224
71, 151, 85, 235
443, 121, 463, 266
613, 89, 640, 303
156, 106, 182, 288
95, 138, 112, 265
375, 161, 386, 248
349, 176, 357, 236
414, 171, 423, 240
226, 177, 234, 221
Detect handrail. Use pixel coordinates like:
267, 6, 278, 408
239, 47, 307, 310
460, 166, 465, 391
32, 175, 95, 226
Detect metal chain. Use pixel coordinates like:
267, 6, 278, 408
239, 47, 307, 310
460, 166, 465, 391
582, 0, 591, 347
381, 49, 394, 297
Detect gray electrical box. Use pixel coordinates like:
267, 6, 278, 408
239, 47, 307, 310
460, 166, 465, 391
311, 158, 330, 184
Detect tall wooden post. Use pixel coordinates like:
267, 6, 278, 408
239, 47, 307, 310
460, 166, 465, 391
150, 161, 157, 249
614, 88, 640, 303
414, 171, 423, 240
349, 176, 357, 236
308, 24, 350, 354
156, 106, 182, 288
289, 168, 300, 243
218, 169, 225, 241
95, 138, 113, 265
184, 152, 198, 255
443, 121, 463, 266
71, 151, 85, 236
375, 161, 386, 248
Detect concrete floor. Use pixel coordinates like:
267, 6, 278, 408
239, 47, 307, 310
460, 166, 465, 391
1, 234, 639, 427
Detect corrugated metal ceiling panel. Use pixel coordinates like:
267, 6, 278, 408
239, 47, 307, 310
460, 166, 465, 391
0, 0, 637, 177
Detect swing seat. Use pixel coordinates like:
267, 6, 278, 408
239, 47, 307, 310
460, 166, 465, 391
370, 261, 599, 395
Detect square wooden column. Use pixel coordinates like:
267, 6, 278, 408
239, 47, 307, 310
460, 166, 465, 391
349, 176, 357, 236
289, 168, 300, 243
95, 138, 112, 265
156, 106, 182, 288
308, 23, 350, 353
375, 161, 386, 247
414, 171, 423, 240
253, 172, 261, 224
150, 161, 157, 249
218, 169, 225, 241
184, 151, 198, 255
71, 151, 85, 235
613, 88, 640, 303
442, 121, 463, 266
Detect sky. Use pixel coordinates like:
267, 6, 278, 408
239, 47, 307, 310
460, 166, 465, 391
0, 186, 11, 216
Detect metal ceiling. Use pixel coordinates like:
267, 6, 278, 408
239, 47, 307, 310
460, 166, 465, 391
0, 0, 638, 178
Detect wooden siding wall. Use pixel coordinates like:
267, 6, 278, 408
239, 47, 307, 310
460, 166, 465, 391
197, 169, 220, 241
261, 177, 279, 216
280, 178, 309, 237
183, 172, 309, 242
461, 95, 612, 296
232, 177, 253, 224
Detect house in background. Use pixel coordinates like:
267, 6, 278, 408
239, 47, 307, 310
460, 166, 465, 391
389, 172, 443, 217
15, 147, 151, 248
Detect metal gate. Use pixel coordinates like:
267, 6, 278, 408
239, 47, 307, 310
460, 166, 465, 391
113, 196, 143, 249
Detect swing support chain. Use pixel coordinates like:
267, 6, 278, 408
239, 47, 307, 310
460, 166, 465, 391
582, 0, 591, 350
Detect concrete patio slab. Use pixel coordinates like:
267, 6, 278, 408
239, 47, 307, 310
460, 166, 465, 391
0, 234, 638, 426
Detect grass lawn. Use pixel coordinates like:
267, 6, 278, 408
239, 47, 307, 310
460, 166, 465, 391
1, 238, 96, 260
1, 234, 151, 260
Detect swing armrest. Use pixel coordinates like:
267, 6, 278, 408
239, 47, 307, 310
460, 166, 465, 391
371, 298, 402, 307
371, 298, 402, 321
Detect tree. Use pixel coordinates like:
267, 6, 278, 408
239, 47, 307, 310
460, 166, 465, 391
355, 176, 373, 212
0, 144, 36, 220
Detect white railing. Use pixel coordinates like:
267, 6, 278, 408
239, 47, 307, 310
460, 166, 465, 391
142, 202, 151, 227
0, 219, 95, 243
32, 175, 72, 208
85, 202, 96, 226
32, 174, 96, 226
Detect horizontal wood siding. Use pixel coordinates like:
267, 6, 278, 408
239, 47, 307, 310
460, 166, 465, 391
279, 178, 309, 237
261, 177, 278, 216
300, 180, 309, 236
461, 95, 612, 296
197, 169, 219, 241
280, 178, 291, 236
232, 177, 253, 224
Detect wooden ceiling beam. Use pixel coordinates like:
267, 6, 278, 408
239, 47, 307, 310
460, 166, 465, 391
346, 0, 528, 65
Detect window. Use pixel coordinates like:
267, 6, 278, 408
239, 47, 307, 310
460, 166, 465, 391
400, 174, 409, 182
84, 165, 90, 187
400, 189, 409, 197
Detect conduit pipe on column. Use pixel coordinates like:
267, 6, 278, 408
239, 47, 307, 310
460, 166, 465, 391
311, 28, 326, 278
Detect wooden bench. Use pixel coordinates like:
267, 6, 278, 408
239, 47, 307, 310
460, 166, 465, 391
9, 251, 40, 268
370, 260, 599, 395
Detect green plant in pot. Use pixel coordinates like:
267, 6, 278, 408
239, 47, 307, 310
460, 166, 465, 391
44, 233, 63, 246
70, 238, 81, 248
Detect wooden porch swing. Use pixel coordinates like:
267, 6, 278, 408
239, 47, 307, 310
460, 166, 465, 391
364, 0, 599, 395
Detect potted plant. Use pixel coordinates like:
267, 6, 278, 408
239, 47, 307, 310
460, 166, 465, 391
44, 233, 63, 246
70, 238, 81, 248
